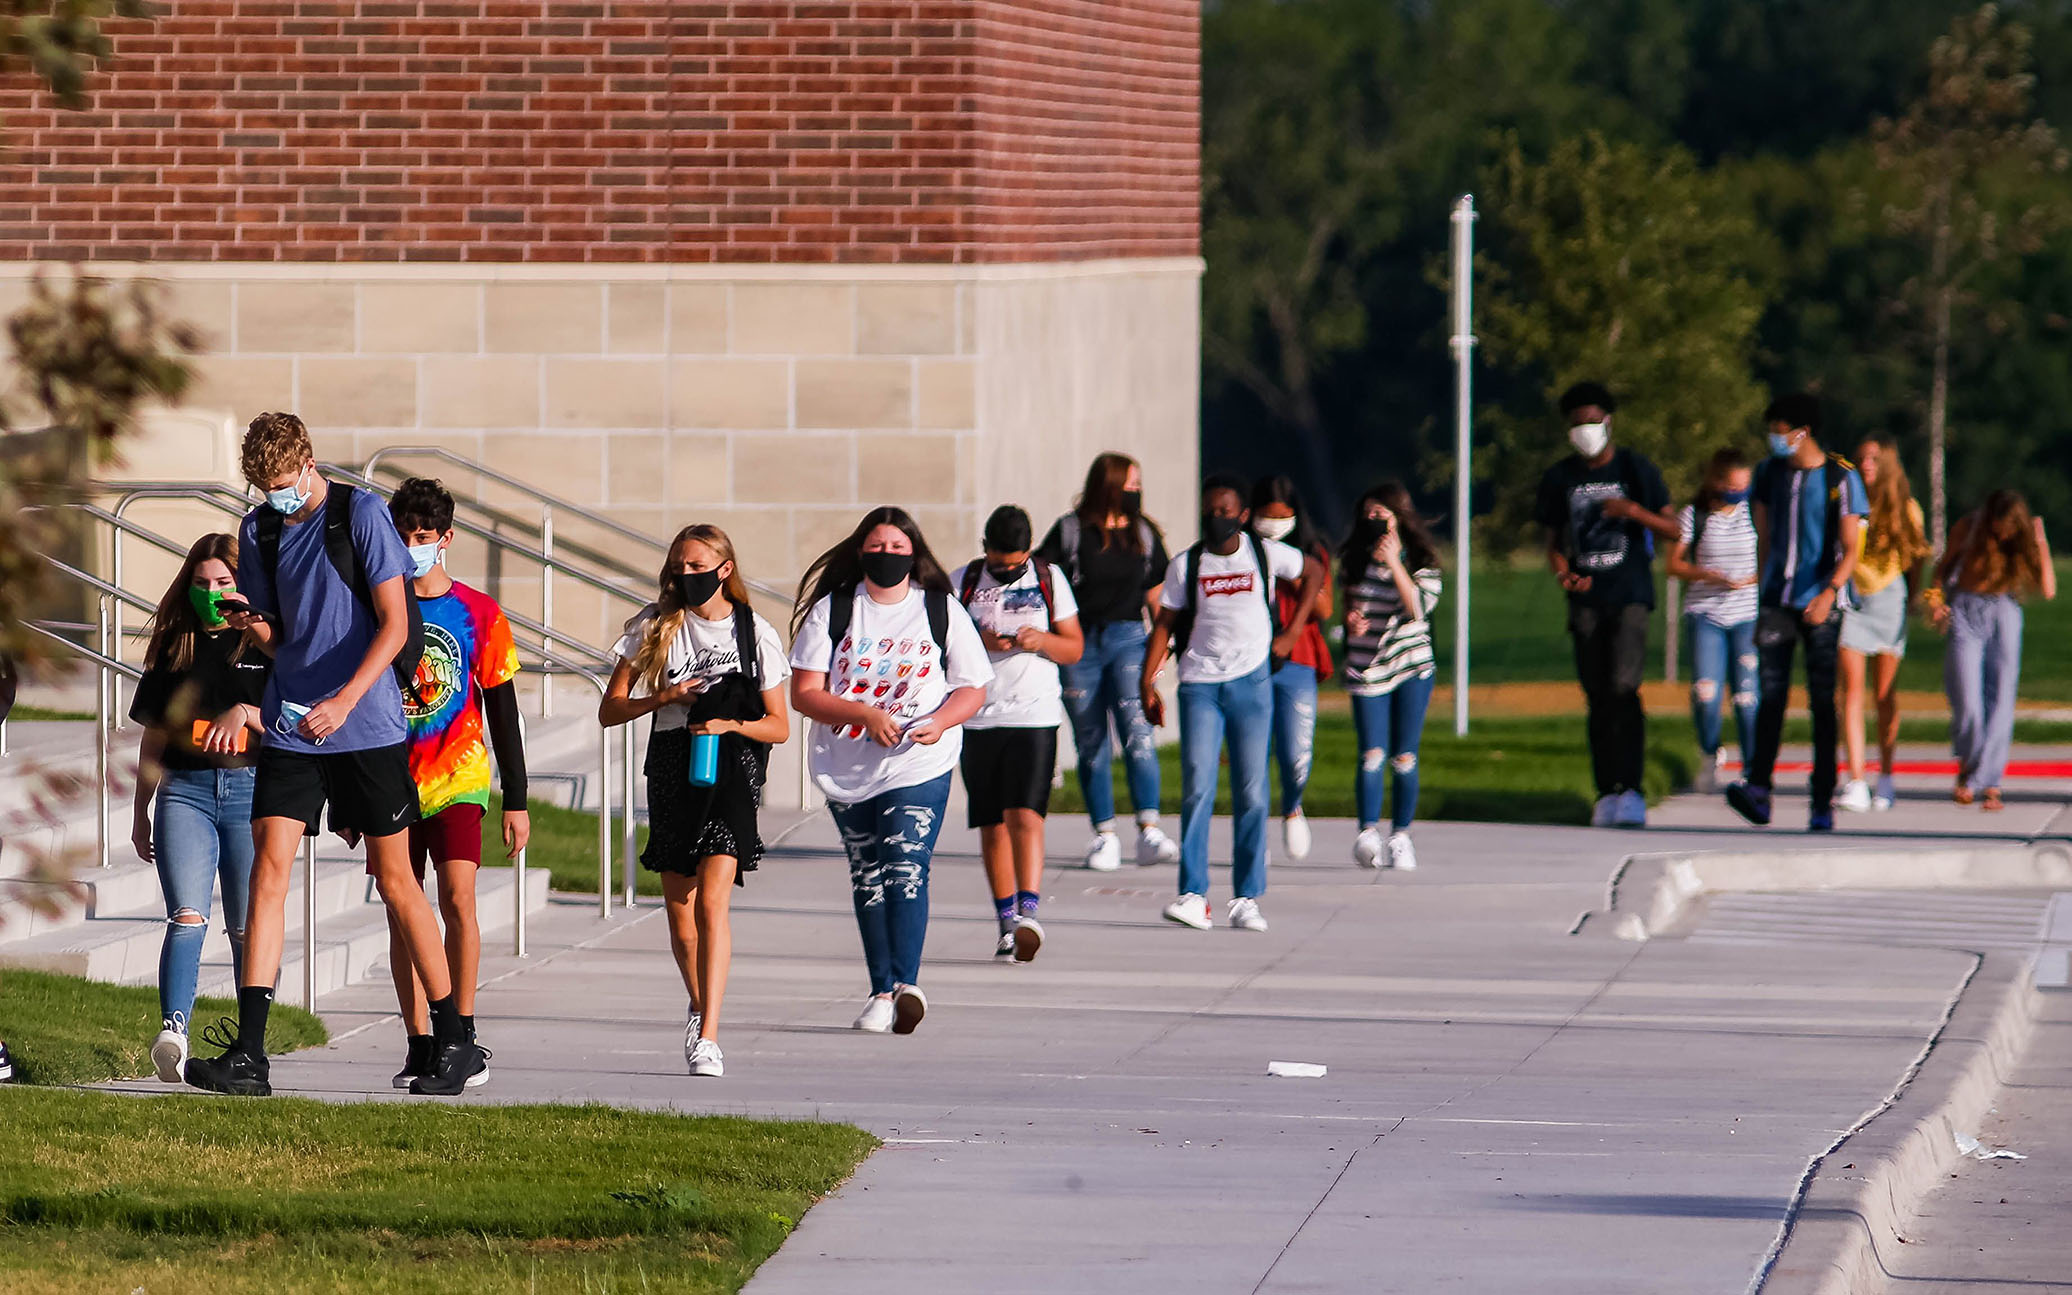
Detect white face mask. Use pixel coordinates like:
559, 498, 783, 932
1253, 515, 1297, 542
1568, 421, 1610, 458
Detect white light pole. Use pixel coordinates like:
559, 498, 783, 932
1450, 195, 1477, 737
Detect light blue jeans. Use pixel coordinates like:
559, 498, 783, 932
1349, 672, 1435, 831
1269, 663, 1319, 815
154, 766, 256, 1032
1177, 663, 1273, 900
1946, 592, 2024, 792
1686, 615, 1758, 768
827, 771, 953, 995
1061, 619, 1162, 831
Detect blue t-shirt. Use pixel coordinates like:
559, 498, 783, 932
237, 484, 414, 753
1755, 458, 1868, 609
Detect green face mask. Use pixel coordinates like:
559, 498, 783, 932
188, 584, 228, 628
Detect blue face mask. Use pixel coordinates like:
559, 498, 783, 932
265, 465, 311, 515
407, 542, 442, 578
1718, 488, 1749, 505
1767, 432, 1797, 458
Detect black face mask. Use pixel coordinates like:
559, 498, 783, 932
987, 562, 1029, 585
860, 551, 915, 589
1120, 489, 1143, 514
1202, 513, 1245, 546
674, 568, 723, 608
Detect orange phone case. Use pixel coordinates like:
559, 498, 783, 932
191, 719, 249, 753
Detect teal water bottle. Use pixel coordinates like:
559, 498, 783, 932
689, 733, 719, 786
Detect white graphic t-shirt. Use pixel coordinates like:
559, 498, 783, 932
1159, 538, 1305, 684
958, 560, 1080, 730
613, 604, 791, 732
788, 587, 994, 803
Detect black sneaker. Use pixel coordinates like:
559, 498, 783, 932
409, 1038, 476, 1096
0, 1040, 14, 1083
183, 1045, 271, 1097
1725, 781, 1773, 827
465, 1043, 491, 1089
391, 1034, 434, 1090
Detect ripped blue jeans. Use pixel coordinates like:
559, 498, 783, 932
1686, 615, 1758, 769
827, 771, 953, 995
154, 766, 256, 1032
1061, 619, 1163, 831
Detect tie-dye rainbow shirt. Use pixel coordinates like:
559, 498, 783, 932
404, 580, 520, 817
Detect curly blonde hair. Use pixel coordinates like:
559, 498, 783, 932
240, 411, 313, 487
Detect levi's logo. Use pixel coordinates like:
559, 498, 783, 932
1201, 572, 1256, 598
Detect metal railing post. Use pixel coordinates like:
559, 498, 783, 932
96, 593, 112, 869
110, 528, 125, 727
514, 845, 528, 958
621, 722, 637, 908
599, 719, 613, 919
540, 503, 555, 719
302, 835, 318, 1010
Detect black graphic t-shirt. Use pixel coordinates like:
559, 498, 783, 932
129, 628, 271, 771
1533, 448, 1671, 609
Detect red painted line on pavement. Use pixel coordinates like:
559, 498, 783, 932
1720, 760, 2072, 778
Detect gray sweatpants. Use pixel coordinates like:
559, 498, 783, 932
1945, 591, 2024, 792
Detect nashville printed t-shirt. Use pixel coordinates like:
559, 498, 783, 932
406, 581, 519, 817
1158, 537, 1305, 684
610, 604, 791, 732
960, 561, 1079, 730
788, 587, 993, 804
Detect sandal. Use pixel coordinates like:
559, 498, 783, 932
1954, 784, 1975, 806
1982, 789, 2004, 813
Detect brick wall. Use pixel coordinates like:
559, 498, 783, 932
0, 1, 1197, 264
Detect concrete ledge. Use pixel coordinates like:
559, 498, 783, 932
1759, 951, 2041, 1295
1571, 843, 2072, 941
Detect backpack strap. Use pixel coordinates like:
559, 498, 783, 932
826, 583, 856, 671
957, 559, 984, 607
1058, 513, 1083, 585
1173, 542, 1204, 654
255, 505, 286, 625
731, 601, 760, 691
925, 588, 951, 664
1032, 557, 1058, 627
1248, 533, 1282, 636
1690, 500, 1708, 558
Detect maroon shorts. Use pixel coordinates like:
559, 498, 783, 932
369, 802, 485, 878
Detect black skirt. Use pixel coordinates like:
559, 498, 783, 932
642, 719, 765, 882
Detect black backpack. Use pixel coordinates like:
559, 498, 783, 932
254, 482, 427, 704
1173, 533, 1281, 655
825, 583, 952, 668
956, 558, 1059, 627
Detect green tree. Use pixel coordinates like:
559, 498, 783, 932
1478, 132, 1773, 538
1873, 3, 2068, 548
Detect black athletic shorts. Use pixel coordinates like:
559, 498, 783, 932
959, 727, 1057, 828
253, 743, 420, 839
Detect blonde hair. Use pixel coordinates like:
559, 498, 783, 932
240, 411, 313, 487
627, 524, 752, 690
1861, 438, 1930, 573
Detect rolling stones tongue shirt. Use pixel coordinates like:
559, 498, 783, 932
788, 587, 993, 804
404, 581, 520, 817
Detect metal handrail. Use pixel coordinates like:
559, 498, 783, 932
24, 604, 140, 874
22, 620, 143, 681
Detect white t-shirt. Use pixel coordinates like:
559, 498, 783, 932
1158, 538, 1306, 684
957, 559, 1080, 730
1675, 502, 1760, 627
788, 587, 994, 803
612, 604, 791, 732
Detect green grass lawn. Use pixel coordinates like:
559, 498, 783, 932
0, 1087, 875, 1294
5, 705, 93, 722
0, 967, 325, 1086
486, 792, 659, 899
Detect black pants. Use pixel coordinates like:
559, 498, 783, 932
1569, 602, 1650, 797
1747, 604, 1843, 809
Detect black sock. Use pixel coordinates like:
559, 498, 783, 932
237, 985, 274, 1057
460, 1014, 476, 1045
406, 1033, 433, 1069
428, 995, 462, 1046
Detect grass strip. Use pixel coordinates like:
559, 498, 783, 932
0, 968, 325, 1087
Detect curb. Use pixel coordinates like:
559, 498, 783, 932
1571, 842, 2072, 940
1756, 950, 2041, 1295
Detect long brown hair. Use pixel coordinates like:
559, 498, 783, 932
1952, 490, 2045, 596
1860, 437, 1930, 571
626, 524, 752, 691
1691, 447, 1749, 513
1073, 451, 1153, 554
143, 533, 244, 674
791, 506, 953, 637
1339, 481, 1439, 591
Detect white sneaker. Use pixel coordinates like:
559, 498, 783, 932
151, 1027, 188, 1084
1227, 897, 1268, 932
687, 1038, 724, 1078
1591, 795, 1619, 827
853, 997, 895, 1033
683, 1005, 703, 1070
1352, 825, 1385, 869
995, 928, 1017, 958
892, 983, 927, 1035
1386, 832, 1418, 871
1873, 773, 1896, 811
1012, 915, 1044, 963
1162, 892, 1213, 930
1838, 779, 1873, 813
1084, 832, 1122, 872
1136, 824, 1180, 866
1613, 789, 1648, 828
1283, 813, 1312, 861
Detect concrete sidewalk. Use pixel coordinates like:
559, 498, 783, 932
103, 809, 2045, 1294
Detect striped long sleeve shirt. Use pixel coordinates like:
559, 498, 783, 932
1342, 563, 1443, 696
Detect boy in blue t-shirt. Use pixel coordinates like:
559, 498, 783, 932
183, 412, 477, 1098
1726, 393, 1867, 832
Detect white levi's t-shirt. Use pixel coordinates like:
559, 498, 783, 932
958, 559, 1080, 730
612, 604, 791, 732
788, 587, 994, 803
1159, 537, 1306, 684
